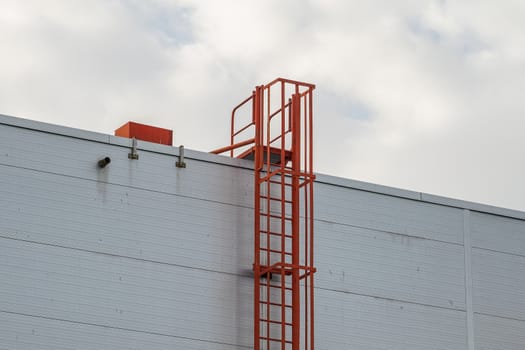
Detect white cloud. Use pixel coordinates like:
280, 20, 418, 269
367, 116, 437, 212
1, 0, 525, 210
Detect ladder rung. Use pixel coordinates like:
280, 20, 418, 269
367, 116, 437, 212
259, 247, 292, 255
260, 230, 293, 239
260, 195, 292, 204
268, 180, 292, 186
260, 301, 293, 308
260, 283, 293, 291
260, 213, 292, 221
259, 281, 288, 288
259, 318, 293, 326
258, 280, 292, 288
259, 336, 292, 344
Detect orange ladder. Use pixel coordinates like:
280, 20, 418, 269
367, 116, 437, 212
212, 78, 316, 350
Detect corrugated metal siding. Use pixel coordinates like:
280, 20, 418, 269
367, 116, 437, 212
0, 166, 253, 275
316, 182, 465, 244
0, 123, 254, 208
0, 238, 252, 347
470, 212, 525, 349
0, 311, 244, 350
317, 289, 467, 349
1, 115, 524, 349
472, 248, 525, 320
471, 211, 525, 256
475, 314, 525, 350
316, 222, 466, 310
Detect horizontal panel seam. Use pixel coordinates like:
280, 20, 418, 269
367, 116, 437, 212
316, 287, 467, 313
471, 245, 525, 259
0, 310, 251, 349
0, 235, 253, 278
3, 118, 525, 220
1, 236, 463, 311
0, 163, 252, 210
1, 163, 465, 245
316, 218, 464, 246
475, 311, 525, 323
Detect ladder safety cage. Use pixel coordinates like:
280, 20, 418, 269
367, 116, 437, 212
212, 78, 316, 350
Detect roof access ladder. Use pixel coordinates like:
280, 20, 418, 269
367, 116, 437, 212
212, 78, 316, 350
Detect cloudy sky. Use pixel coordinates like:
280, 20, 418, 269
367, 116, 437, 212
1, 0, 525, 211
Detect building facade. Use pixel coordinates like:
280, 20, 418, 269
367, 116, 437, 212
0, 114, 524, 349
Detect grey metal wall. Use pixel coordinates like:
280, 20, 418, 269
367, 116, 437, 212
0, 114, 524, 349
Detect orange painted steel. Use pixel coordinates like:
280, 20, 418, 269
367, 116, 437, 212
115, 121, 173, 145
212, 78, 316, 350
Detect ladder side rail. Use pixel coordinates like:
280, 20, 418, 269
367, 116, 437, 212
304, 87, 315, 350
280, 80, 288, 349
291, 92, 302, 350
253, 85, 263, 350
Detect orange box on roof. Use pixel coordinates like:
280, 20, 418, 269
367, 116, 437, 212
115, 121, 173, 146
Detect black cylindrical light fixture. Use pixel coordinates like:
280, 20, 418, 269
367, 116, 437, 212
98, 157, 111, 168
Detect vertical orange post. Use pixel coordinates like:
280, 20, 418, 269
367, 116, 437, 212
291, 93, 301, 350
253, 85, 262, 350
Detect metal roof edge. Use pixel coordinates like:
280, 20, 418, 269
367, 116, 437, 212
0, 113, 111, 143
2, 113, 524, 220
315, 173, 525, 220
0, 113, 252, 169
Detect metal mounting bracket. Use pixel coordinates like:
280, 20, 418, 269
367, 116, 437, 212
176, 145, 186, 168
128, 138, 139, 160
